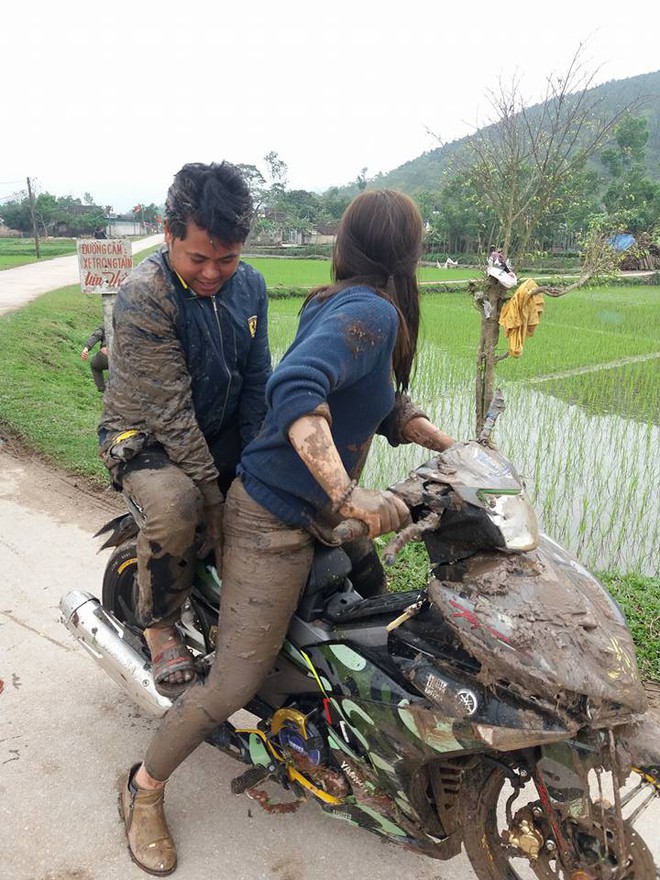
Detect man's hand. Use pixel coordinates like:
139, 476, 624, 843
199, 502, 225, 575
81, 347, 89, 361
100, 346, 108, 356
339, 487, 410, 538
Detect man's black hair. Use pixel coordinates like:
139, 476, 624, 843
165, 162, 253, 242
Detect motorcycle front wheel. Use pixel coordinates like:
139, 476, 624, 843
460, 760, 657, 880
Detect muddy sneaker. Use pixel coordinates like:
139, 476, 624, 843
119, 764, 177, 876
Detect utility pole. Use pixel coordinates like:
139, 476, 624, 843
26, 177, 41, 259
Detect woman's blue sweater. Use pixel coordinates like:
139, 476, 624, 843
239, 285, 399, 528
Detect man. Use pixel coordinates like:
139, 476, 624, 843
81, 325, 109, 392
99, 162, 271, 697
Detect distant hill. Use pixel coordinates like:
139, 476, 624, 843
359, 70, 660, 195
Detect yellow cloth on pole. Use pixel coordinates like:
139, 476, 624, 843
498, 279, 545, 357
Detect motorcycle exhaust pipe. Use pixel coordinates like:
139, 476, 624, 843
60, 590, 172, 718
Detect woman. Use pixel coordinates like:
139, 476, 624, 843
119, 189, 455, 875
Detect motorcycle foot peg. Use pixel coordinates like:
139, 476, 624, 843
231, 766, 270, 795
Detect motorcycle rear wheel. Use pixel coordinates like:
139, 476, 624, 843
102, 540, 140, 626
460, 761, 657, 880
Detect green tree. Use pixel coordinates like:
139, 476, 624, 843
600, 115, 649, 178
277, 189, 324, 236
140, 203, 162, 225
35, 193, 59, 235
601, 117, 660, 234
236, 164, 268, 214
0, 196, 31, 233
318, 187, 350, 223
247, 152, 290, 241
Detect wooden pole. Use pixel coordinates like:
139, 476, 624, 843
101, 292, 116, 354
475, 276, 505, 435
26, 177, 41, 259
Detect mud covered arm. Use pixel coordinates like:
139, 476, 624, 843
401, 416, 454, 452
377, 392, 454, 450
287, 406, 350, 507
288, 409, 410, 538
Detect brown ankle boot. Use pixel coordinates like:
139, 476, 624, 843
119, 764, 177, 876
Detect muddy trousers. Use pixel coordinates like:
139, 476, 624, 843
119, 449, 202, 628
90, 350, 109, 392
144, 479, 315, 781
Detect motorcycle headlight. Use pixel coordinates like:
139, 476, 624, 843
477, 490, 539, 551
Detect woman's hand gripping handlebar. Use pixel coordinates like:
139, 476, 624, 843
332, 487, 412, 544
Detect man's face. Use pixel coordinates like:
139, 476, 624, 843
165, 220, 243, 297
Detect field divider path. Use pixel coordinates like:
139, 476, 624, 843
529, 351, 660, 384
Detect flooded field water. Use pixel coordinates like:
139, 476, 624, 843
363, 349, 660, 577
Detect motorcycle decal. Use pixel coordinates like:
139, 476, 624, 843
456, 689, 479, 716
339, 759, 366, 790
606, 635, 637, 681
323, 807, 361, 827
394, 792, 414, 813
117, 556, 137, 575
326, 729, 361, 760
327, 644, 368, 671
346, 802, 409, 838
448, 599, 514, 647
338, 701, 373, 750
280, 639, 305, 664
247, 732, 272, 767
300, 649, 332, 693
421, 671, 449, 702
397, 701, 464, 754
369, 752, 397, 774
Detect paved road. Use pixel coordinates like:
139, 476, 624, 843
0, 234, 164, 316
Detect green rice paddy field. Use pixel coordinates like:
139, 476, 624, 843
243, 256, 476, 288
0, 238, 78, 269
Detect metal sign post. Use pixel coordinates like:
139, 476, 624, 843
76, 239, 133, 352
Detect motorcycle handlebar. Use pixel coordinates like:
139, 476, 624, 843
330, 518, 370, 544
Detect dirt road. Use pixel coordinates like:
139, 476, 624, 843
0, 440, 479, 880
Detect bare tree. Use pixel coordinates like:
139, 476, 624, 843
459, 47, 637, 431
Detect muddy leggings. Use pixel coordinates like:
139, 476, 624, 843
143, 479, 315, 781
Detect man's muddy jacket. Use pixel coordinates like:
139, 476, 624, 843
99, 246, 271, 507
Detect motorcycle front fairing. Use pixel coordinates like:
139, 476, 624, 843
427, 534, 647, 719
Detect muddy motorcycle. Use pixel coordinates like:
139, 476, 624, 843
60, 418, 660, 879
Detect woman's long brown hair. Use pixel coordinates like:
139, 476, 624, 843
303, 189, 423, 391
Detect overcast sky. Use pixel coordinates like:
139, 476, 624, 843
3, 0, 659, 213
